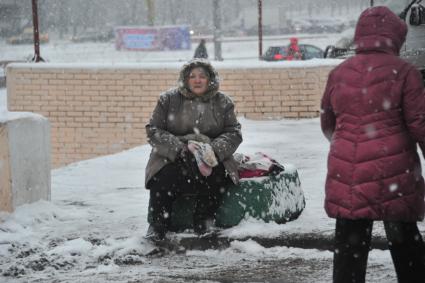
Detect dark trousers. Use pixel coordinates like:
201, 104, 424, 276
333, 218, 425, 283
147, 157, 229, 229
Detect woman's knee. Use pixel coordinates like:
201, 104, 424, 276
148, 164, 181, 192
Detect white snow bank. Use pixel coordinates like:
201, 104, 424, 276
7, 58, 342, 71
0, 111, 46, 123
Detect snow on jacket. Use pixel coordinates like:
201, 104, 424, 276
320, 6, 425, 221
145, 59, 242, 187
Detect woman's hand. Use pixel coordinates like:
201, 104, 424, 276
179, 133, 211, 144
178, 144, 190, 163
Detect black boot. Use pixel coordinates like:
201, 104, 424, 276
145, 224, 167, 242
193, 194, 220, 235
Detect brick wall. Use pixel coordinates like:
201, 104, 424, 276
6, 63, 336, 168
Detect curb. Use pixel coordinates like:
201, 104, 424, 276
173, 232, 393, 252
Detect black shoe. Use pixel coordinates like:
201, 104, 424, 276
145, 224, 167, 242
193, 218, 215, 235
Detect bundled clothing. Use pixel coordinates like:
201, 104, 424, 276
234, 152, 284, 179
320, 6, 425, 282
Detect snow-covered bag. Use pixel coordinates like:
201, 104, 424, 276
149, 151, 305, 229
214, 152, 305, 226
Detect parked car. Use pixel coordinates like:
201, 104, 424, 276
323, 28, 356, 59
70, 29, 114, 43
262, 44, 324, 61
324, 0, 425, 82
7, 27, 49, 45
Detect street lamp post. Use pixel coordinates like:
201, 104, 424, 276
258, 0, 263, 60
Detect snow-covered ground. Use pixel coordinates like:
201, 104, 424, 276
1, 86, 423, 282
0, 32, 424, 282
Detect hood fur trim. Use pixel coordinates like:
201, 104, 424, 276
177, 59, 220, 101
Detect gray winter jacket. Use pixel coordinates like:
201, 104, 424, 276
145, 59, 242, 187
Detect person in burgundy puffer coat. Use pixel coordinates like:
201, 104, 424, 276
321, 6, 425, 283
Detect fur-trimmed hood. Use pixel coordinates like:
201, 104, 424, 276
177, 58, 220, 101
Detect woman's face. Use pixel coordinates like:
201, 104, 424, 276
188, 67, 209, 96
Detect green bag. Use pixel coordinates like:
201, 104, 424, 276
147, 163, 305, 231
216, 165, 304, 227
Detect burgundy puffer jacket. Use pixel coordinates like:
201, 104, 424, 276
320, 6, 425, 221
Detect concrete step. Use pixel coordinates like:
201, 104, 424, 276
160, 230, 405, 252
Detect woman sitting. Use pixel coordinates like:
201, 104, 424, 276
144, 59, 243, 241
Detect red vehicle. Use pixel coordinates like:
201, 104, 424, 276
261, 44, 324, 61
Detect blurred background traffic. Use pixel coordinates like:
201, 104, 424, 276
0, 0, 365, 44
0, 0, 423, 80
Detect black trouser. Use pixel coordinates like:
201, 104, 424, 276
333, 218, 425, 283
147, 156, 229, 229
